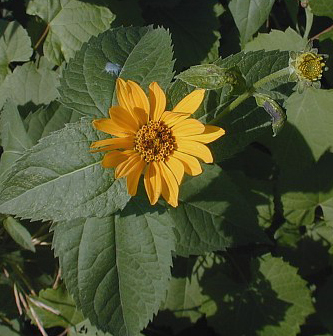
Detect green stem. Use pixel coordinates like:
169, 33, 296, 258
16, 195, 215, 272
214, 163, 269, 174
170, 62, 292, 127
209, 67, 290, 125
303, 7, 313, 40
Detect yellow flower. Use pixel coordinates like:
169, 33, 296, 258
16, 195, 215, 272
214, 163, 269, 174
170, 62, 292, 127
91, 78, 225, 207
288, 46, 328, 93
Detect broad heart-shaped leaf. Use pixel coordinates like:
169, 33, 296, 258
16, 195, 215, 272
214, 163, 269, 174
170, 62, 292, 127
28, 285, 84, 328
24, 100, 81, 145
59, 26, 174, 118
0, 62, 59, 107
167, 80, 272, 160
215, 49, 290, 90
244, 27, 307, 52
143, 0, 224, 71
229, 0, 275, 46
309, 0, 333, 19
0, 119, 129, 222
0, 100, 33, 176
3, 216, 35, 252
27, 0, 115, 65
0, 20, 32, 82
202, 253, 314, 335
169, 164, 269, 257
210, 97, 272, 161
284, 89, 333, 161
280, 153, 333, 227
52, 197, 175, 336
69, 319, 113, 336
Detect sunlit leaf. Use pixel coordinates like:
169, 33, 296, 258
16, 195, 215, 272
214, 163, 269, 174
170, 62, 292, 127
0, 20, 32, 82
244, 27, 307, 52
59, 26, 174, 117
0, 100, 33, 176
26, 0, 115, 65
309, 0, 333, 19
229, 0, 275, 46
52, 198, 175, 335
0, 119, 130, 222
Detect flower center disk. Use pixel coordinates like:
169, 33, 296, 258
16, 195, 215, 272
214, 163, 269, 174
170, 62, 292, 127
296, 52, 326, 81
134, 121, 176, 162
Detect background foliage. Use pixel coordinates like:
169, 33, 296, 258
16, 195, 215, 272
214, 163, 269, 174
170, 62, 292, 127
0, 0, 333, 335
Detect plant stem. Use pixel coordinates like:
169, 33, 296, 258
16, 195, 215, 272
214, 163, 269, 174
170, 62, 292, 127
34, 24, 50, 50
311, 24, 333, 40
303, 7, 313, 40
209, 67, 290, 125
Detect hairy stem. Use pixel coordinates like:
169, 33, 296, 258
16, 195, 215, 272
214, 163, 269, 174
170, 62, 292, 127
209, 67, 290, 125
303, 7, 313, 40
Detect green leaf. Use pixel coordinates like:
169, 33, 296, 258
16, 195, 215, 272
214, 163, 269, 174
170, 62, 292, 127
211, 98, 272, 160
0, 20, 32, 82
203, 254, 314, 335
24, 101, 81, 145
244, 27, 307, 52
143, 0, 224, 70
28, 285, 84, 328
215, 50, 290, 90
3, 216, 35, 252
176, 64, 246, 91
0, 119, 130, 222
52, 197, 175, 335
280, 153, 333, 226
0, 62, 59, 107
159, 255, 214, 331
229, 0, 275, 46
170, 164, 269, 257
284, 89, 333, 161
59, 26, 174, 118
26, 0, 115, 65
69, 319, 113, 336
309, 0, 333, 19
0, 100, 33, 176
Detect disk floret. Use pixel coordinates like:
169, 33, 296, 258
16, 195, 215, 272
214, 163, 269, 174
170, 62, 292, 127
134, 121, 176, 163
288, 44, 328, 93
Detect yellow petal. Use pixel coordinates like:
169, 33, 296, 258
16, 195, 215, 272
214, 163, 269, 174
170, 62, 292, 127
116, 78, 133, 113
149, 82, 166, 121
144, 161, 162, 205
185, 125, 225, 143
172, 89, 205, 114
109, 106, 139, 133
160, 111, 189, 128
176, 139, 213, 163
126, 159, 146, 196
90, 136, 134, 149
172, 151, 202, 176
165, 156, 184, 185
102, 151, 129, 168
132, 107, 148, 127
159, 161, 179, 207
93, 119, 132, 137
115, 153, 141, 178
127, 80, 150, 115
171, 119, 205, 136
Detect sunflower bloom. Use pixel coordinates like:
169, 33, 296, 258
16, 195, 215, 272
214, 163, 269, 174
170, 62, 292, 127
91, 78, 225, 207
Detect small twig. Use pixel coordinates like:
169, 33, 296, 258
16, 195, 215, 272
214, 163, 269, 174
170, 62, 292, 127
57, 328, 69, 336
28, 297, 61, 315
13, 283, 23, 315
311, 24, 333, 40
53, 268, 62, 289
34, 24, 50, 50
29, 305, 48, 336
